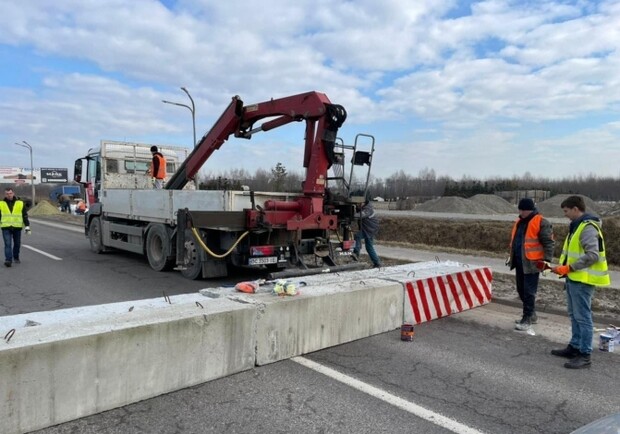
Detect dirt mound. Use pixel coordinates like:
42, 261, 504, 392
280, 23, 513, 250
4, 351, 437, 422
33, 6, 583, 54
28, 200, 62, 216
416, 196, 496, 214
536, 194, 599, 218
470, 194, 516, 214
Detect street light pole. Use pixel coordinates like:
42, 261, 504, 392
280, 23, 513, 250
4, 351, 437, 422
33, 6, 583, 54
14, 141, 35, 206
180, 87, 196, 148
162, 87, 196, 147
162, 87, 199, 189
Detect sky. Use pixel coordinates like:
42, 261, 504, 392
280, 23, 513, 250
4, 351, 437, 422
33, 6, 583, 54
1, 0, 619, 182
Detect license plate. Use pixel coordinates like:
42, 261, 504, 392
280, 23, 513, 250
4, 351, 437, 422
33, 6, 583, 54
249, 256, 278, 265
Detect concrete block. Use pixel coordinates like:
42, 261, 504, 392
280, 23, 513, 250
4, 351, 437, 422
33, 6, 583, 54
0, 295, 256, 434
252, 278, 403, 365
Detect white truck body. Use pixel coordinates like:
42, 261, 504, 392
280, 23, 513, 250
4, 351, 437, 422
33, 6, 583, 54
92, 141, 294, 220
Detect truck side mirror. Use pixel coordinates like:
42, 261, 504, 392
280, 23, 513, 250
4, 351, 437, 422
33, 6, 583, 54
74, 159, 83, 183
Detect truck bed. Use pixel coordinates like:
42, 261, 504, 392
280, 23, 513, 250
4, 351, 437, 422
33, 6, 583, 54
101, 189, 296, 225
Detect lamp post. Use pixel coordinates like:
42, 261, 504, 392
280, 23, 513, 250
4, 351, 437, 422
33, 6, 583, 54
162, 87, 196, 147
14, 141, 35, 206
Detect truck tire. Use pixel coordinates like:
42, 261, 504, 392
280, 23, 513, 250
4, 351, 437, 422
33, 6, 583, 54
89, 217, 105, 254
181, 229, 203, 280
146, 224, 175, 272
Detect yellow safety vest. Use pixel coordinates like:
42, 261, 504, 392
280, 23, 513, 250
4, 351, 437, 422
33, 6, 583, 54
0, 200, 25, 228
559, 221, 610, 286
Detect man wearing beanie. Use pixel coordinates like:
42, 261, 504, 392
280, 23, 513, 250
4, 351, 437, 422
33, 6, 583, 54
508, 198, 555, 331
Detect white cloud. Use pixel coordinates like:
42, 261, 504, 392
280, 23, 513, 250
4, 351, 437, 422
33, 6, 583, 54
1, 0, 620, 181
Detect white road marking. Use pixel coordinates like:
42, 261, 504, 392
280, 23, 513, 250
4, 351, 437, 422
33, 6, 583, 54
30, 218, 84, 233
292, 356, 486, 434
22, 245, 62, 261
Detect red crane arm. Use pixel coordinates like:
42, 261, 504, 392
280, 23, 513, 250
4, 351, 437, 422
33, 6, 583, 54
165, 91, 346, 193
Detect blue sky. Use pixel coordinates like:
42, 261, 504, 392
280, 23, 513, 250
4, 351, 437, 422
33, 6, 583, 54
1, 0, 619, 181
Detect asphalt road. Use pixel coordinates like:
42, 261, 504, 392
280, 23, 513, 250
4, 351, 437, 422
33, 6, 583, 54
3, 220, 620, 434
1, 219, 246, 316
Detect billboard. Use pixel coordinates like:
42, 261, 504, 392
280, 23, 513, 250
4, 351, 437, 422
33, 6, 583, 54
0, 167, 39, 185
41, 168, 69, 183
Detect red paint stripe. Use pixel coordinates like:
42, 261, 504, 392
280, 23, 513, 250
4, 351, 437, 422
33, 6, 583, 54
416, 279, 432, 322
437, 276, 452, 315
464, 270, 485, 305
475, 268, 493, 301
406, 281, 422, 324
456, 272, 474, 309
446, 274, 464, 312
427, 277, 444, 318
483, 267, 493, 283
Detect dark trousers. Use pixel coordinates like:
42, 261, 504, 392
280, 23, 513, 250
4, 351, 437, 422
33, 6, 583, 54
2, 228, 22, 263
515, 264, 539, 317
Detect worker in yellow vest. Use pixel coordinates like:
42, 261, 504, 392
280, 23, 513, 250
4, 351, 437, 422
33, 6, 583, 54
0, 187, 31, 267
550, 195, 610, 369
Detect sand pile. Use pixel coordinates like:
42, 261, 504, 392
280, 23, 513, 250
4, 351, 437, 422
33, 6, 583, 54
29, 200, 62, 216
536, 194, 599, 218
416, 196, 497, 214
470, 194, 516, 214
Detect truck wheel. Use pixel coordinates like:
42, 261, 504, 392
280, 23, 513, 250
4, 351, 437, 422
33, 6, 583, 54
181, 230, 203, 280
146, 224, 175, 272
89, 217, 105, 254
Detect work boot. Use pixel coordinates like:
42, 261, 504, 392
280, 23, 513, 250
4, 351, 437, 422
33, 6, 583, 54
14, 258, 20, 264
351, 252, 359, 261
550, 344, 580, 359
514, 316, 531, 331
4, 261, 11, 267
515, 312, 537, 324
564, 353, 591, 369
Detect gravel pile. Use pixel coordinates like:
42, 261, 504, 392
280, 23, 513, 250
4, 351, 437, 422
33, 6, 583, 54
416, 196, 497, 214
470, 194, 516, 214
536, 194, 599, 218
28, 200, 62, 216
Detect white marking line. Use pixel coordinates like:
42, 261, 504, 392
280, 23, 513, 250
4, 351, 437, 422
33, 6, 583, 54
292, 356, 485, 434
23, 245, 62, 261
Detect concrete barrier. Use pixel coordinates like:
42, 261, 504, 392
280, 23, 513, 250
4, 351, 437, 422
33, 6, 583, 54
0, 295, 256, 434
0, 262, 492, 433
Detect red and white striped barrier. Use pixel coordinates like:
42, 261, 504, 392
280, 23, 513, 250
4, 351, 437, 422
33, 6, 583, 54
403, 266, 493, 325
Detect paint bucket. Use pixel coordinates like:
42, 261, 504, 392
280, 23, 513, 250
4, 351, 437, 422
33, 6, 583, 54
599, 334, 615, 352
401, 323, 415, 341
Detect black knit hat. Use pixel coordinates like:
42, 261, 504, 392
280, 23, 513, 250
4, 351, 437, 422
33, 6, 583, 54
518, 198, 535, 211
150, 145, 158, 153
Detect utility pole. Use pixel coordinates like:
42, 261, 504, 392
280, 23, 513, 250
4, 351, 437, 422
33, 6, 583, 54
14, 141, 35, 206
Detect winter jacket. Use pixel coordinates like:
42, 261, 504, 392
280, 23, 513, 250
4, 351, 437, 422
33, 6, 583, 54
509, 210, 554, 274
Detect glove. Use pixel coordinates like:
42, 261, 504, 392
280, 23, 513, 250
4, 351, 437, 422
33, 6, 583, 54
552, 265, 571, 276
24, 226, 31, 235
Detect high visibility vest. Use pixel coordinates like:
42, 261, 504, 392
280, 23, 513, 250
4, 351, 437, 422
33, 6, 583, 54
0, 200, 25, 228
510, 214, 545, 261
153, 154, 166, 180
559, 221, 610, 286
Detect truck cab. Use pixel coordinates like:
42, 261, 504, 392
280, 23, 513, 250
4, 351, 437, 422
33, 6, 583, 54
74, 140, 191, 207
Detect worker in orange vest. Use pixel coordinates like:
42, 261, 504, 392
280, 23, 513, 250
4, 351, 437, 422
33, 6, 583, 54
508, 198, 554, 331
76, 200, 86, 215
149, 146, 167, 189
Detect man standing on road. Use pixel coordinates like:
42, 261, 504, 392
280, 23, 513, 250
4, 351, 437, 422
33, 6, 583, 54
508, 198, 555, 331
353, 194, 382, 268
0, 187, 31, 267
550, 195, 610, 369
149, 146, 167, 189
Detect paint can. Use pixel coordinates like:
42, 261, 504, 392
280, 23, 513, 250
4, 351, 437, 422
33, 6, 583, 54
401, 323, 415, 342
599, 334, 615, 352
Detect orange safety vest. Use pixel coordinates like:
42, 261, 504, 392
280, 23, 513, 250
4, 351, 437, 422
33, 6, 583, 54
152, 153, 166, 180
510, 214, 545, 261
